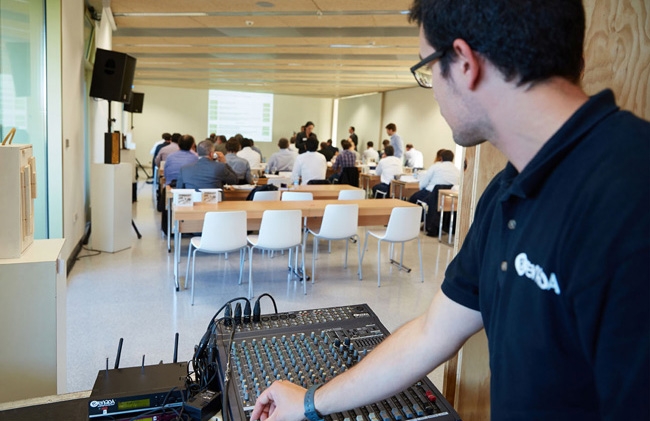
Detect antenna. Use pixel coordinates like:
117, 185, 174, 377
173, 332, 179, 364
114, 338, 124, 369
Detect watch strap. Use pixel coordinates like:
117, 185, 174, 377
304, 383, 325, 421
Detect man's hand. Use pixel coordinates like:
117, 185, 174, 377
250, 380, 307, 421
214, 151, 226, 163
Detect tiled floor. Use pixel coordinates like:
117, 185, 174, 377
65, 182, 457, 393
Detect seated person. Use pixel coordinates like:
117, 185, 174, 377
362, 141, 380, 164
408, 149, 460, 204
266, 138, 296, 174
292, 137, 327, 185
372, 145, 402, 198
176, 139, 238, 189
329, 139, 356, 183
318, 141, 335, 162
164, 134, 198, 185
155, 132, 181, 168
404, 143, 424, 168
237, 137, 262, 167
225, 137, 253, 184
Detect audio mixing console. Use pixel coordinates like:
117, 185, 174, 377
215, 304, 461, 421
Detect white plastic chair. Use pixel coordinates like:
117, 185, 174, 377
338, 189, 366, 200
360, 206, 424, 286
306, 204, 362, 283
247, 210, 307, 294
281, 191, 314, 201
185, 211, 251, 304
253, 190, 281, 201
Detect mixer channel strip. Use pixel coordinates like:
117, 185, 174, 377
216, 304, 461, 421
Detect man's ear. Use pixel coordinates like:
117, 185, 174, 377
451, 39, 482, 90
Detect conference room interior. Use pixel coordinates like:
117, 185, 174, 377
1, 0, 645, 417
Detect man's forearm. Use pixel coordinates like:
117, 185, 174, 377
314, 291, 483, 415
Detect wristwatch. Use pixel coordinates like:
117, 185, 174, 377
304, 383, 325, 421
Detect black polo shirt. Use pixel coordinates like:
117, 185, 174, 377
442, 90, 650, 420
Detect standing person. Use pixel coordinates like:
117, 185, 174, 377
252, 0, 650, 419
371, 145, 402, 198
176, 139, 237, 189
266, 138, 296, 174
225, 137, 253, 184
385, 123, 404, 159
404, 143, 424, 168
291, 138, 327, 185
295, 121, 318, 154
348, 126, 358, 148
362, 141, 379, 163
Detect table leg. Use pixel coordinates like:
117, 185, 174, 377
438, 196, 445, 242
448, 197, 456, 245
167, 196, 172, 252
174, 219, 180, 291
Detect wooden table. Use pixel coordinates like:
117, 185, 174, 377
222, 184, 362, 201
171, 198, 417, 290
390, 179, 419, 201
359, 173, 380, 197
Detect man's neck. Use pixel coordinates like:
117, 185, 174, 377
482, 77, 588, 172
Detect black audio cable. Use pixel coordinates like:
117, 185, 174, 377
253, 293, 278, 322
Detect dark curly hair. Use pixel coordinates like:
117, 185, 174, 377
409, 0, 585, 86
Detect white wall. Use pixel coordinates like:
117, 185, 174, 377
381, 87, 456, 166
58, 0, 87, 261
128, 85, 208, 166
130, 88, 333, 165
337, 94, 383, 151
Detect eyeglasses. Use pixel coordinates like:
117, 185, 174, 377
410, 49, 446, 89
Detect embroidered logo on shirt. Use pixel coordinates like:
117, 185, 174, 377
514, 253, 561, 295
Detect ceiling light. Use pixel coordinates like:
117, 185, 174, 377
245, 20, 254, 26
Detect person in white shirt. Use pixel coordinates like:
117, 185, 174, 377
408, 149, 460, 203
404, 143, 425, 168
362, 141, 380, 164
291, 138, 327, 185
372, 145, 403, 198
236, 138, 262, 168
266, 138, 296, 173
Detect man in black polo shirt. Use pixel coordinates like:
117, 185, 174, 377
251, 0, 649, 420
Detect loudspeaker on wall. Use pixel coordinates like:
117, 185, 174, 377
90, 48, 137, 103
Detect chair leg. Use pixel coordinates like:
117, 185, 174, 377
249, 246, 254, 298
400, 242, 405, 267
356, 235, 362, 280
377, 239, 382, 287
312, 237, 318, 284
191, 249, 198, 305
417, 238, 424, 283
238, 249, 244, 285
301, 242, 307, 294
344, 238, 349, 268
185, 242, 193, 289
360, 231, 370, 264
287, 247, 293, 282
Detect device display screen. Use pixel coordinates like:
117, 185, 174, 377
118, 398, 151, 410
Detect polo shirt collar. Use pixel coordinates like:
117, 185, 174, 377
500, 89, 619, 200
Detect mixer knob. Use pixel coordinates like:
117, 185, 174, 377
334, 339, 341, 347
343, 351, 348, 359
344, 338, 350, 346
347, 357, 352, 365
272, 336, 277, 344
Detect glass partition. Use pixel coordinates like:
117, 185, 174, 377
0, 0, 48, 237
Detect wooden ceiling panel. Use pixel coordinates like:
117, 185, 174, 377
99, 0, 420, 97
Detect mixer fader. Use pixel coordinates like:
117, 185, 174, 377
215, 304, 461, 421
